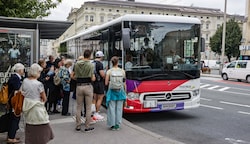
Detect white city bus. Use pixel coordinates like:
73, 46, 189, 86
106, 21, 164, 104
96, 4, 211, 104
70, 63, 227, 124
61, 14, 201, 113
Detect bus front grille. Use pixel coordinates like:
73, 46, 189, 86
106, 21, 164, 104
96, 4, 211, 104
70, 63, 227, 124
143, 92, 191, 102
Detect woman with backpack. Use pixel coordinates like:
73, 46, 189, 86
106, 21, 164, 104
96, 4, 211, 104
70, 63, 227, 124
105, 56, 126, 131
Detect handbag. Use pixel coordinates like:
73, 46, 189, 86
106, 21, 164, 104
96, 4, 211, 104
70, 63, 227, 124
0, 112, 11, 133
11, 90, 24, 117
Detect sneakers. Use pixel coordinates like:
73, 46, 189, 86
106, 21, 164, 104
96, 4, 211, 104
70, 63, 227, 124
93, 112, 104, 120
110, 125, 120, 131
84, 127, 94, 132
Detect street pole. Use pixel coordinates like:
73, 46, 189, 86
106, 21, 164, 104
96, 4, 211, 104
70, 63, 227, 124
220, 0, 227, 74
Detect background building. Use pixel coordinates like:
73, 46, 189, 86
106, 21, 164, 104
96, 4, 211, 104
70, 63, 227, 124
240, 0, 250, 60
54, 0, 244, 60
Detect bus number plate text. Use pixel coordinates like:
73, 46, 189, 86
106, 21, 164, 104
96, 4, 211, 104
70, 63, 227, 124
161, 103, 176, 110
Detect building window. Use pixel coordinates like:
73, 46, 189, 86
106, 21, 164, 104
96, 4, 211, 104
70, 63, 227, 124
194, 16, 197, 18
166, 14, 169, 15
206, 34, 209, 41
174, 14, 176, 16
141, 11, 144, 14
124, 10, 127, 13
85, 15, 88, 22
90, 15, 94, 22
101, 8, 104, 11
201, 16, 203, 19
100, 16, 104, 23
91, 8, 94, 10
217, 24, 221, 29
109, 9, 112, 12
116, 10, 119, 12
158, 13, 161, 15
206, 23, 209, 29
207, 17, 209, 19
85, 8, 88, 10
188, 16, 191, 17
131, 11, 135, 13
217, 16, 220, 20
149, 12, 152, 15
182, 15, 184, 16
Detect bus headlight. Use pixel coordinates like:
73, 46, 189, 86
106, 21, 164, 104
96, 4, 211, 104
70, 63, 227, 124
192, 89, 200, 97
127, 92, 140, 100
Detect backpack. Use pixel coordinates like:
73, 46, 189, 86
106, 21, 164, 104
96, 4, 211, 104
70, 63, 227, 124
0, 65, 11, 104
0, 83, 8, 104
109, 68, 124, 90
54, 69, 62, 86
92, 60, 101, 81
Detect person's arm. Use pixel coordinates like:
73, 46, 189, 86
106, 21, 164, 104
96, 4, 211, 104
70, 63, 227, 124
40, 91, 47, 102
105, 70, 110, 86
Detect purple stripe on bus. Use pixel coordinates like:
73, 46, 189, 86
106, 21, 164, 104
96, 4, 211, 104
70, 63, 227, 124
126, 79, 141, 92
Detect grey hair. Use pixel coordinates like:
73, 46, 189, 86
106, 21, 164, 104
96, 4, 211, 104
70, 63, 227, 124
28, 63, 43, 78
12, 63, 25, 72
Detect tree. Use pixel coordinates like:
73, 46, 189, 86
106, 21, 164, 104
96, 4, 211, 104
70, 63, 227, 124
210, 19, 242, 62
0, 0, 62, 18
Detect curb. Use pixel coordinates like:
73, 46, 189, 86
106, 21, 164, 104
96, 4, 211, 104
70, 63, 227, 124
123, 118, 185, 144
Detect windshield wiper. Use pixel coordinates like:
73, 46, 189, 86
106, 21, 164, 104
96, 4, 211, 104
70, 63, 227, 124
135, 74, 169, 81
174, 71, 195, 79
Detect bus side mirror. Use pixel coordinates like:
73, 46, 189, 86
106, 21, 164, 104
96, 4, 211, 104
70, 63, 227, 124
122, 28, 130, 50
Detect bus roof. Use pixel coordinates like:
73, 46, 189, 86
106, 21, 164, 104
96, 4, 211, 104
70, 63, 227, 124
62, 14, 201, 43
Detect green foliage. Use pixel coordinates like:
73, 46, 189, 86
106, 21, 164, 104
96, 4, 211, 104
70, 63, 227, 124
0, 0, 62, 18
58, 44, 67, 53
210, 19, 242, 61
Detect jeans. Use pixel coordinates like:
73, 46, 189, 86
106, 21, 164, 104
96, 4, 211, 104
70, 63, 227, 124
107, 100, 123, 127
76, 84, 93, 128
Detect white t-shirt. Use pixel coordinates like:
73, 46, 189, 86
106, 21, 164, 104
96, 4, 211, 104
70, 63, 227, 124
22, 78, 44, 101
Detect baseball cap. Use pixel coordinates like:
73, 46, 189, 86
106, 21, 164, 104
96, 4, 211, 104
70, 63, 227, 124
95, 51, 104, 57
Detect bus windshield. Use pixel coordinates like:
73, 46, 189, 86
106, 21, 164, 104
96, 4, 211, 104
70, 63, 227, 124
125, 22, 200, 80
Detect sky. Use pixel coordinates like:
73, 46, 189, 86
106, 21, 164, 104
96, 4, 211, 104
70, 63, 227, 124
45, 0, 246, 21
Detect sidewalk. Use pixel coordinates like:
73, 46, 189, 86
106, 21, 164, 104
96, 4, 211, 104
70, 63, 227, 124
0, 70, 221, 144
0, 97, 184, 144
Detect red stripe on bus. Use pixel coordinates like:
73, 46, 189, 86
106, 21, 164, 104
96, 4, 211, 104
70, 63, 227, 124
133, 80, 188, 93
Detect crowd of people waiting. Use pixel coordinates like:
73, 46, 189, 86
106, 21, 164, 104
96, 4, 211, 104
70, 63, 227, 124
4, 49, 126, 143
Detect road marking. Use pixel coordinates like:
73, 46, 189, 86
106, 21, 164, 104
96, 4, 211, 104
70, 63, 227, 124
200, 104, 224, 110
200, 84, 211, 88
220, 101, 250, 108
238, 111, 250, 115
200, 98, 212, 101
207, 85, 219, 90
218, 87, 230, 91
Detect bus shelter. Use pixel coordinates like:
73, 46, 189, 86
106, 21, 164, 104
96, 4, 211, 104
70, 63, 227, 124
0, 16, 72, 84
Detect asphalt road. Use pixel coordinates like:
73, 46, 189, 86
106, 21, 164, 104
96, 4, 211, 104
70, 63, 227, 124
124, 77, 250, 144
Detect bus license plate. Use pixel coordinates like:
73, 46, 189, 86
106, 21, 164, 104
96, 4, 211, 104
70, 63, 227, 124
161, 103, 176, 110
143, 100, 157, 108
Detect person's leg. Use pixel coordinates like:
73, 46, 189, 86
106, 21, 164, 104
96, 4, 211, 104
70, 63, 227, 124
96, 94, 104, 112
8, 112, 21, 140
62, 90, 70, 115
83, 85, 93, 129
115, 100, 124, 127
107, 100, 116, 128
76, 86, 84, 129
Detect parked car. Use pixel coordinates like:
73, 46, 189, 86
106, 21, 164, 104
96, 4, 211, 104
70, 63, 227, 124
221, 60, 250, 82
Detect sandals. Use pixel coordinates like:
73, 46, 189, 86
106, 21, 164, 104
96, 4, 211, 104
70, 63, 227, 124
7, 138, 21, 144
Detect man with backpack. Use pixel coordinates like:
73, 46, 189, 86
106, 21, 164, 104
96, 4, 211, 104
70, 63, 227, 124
92, 51, 105, 120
